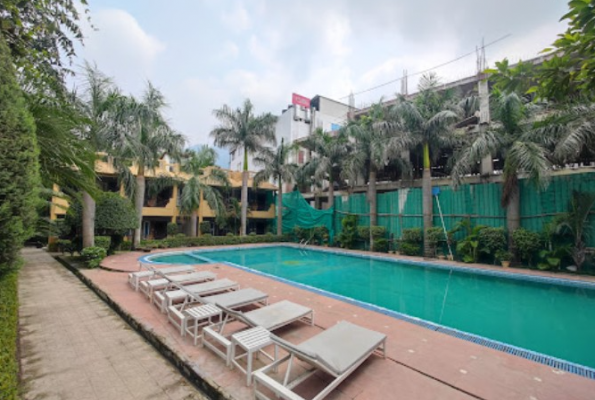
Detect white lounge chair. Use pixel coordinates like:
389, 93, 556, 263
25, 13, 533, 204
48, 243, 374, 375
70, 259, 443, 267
202, 301, 314, 384
167, 288, 269, 344
253, 321, 386, 400
128, 265, 195, 291
139, 271, 217, 300
153, 278, 240, 313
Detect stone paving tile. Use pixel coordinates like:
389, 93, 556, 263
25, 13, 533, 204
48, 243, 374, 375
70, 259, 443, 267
92, 245, 595, 400
19, 249, 207, 400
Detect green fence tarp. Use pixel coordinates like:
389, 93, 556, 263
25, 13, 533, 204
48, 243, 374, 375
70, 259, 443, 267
280, 191, 335, 241
283, 172, 595, 247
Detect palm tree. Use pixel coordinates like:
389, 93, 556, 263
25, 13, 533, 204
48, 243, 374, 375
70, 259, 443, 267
72, 63, 120, 248
211, 99, 277, 236
391, 73, 459, 257
253, 139, 298, 235
300, 128, 349, 209
343, 101, 410, 249
106, 82, 186, 247
179, 146, 228, 237
452, 92, 552, 239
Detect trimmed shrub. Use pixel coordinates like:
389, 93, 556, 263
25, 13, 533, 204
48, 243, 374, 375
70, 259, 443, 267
478, 227, 507, 259
167, 222, 179, 237
95, 236, 111, 252
199, 221, 211, 235
402, 228, 422, 243
0, 34, 40, 275
57, 239, 76, 256
119, 241, 132, 251
512, 228, 542, 265
143, 234, 291, 249
399, 242, 421, 256
373, 238, 389, 253
0, 271, 19, 400
80, 246, 107, 268
357, 226, 387, 240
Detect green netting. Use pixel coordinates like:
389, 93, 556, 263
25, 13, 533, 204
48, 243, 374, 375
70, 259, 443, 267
280, 191, 335, 240
282, 172, 595, 247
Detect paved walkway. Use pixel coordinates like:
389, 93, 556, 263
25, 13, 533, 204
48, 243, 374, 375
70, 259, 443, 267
18, 248, 207, 400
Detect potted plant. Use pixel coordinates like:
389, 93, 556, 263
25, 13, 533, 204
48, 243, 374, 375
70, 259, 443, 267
496, 250, 513, 268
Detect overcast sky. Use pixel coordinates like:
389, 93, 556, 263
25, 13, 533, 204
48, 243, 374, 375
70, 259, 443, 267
73, 0, 569, 162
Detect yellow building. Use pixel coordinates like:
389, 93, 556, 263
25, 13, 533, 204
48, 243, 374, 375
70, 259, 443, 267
50, 155, 276, 239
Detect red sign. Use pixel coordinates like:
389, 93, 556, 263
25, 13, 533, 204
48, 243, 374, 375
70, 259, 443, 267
292, 93, 310, 108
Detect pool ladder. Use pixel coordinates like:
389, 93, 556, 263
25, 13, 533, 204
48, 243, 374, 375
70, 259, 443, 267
298, 239, 310, 255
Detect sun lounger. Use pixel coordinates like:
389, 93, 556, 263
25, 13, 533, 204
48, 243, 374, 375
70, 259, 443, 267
202, 300, 314, 383
153, 278, 240, 313
139, 271, 216, 300
128, 265, 195, 291
253, 321, 386, 400
167, 288, 269, 344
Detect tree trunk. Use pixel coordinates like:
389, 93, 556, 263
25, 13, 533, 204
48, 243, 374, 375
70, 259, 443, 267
506, 186, 520, 248
368, 167, 377, 251
133, 169, 145, 248
241, 148, 248, 236
422, 142, 433, 258
327, 171, 334, 209
190, 211, 198, 237
277, 180, 283, 235
82, 191, 95, 248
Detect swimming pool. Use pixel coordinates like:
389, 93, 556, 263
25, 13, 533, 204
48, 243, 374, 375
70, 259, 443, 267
147, 245, 595, 373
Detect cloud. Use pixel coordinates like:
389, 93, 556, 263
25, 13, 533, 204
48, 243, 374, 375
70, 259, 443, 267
73, 0, 570, 151
80, 8, 165, 95
221, 1, 252, 33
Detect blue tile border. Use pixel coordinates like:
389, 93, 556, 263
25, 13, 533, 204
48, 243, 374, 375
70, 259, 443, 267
139, 243, 595, 380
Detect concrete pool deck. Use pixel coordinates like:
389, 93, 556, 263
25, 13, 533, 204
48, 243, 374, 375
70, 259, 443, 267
82, 244, 595, 399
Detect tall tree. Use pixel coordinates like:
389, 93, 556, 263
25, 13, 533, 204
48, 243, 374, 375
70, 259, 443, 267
344, 101, 410, 250
538, 0, 595, 101
211, 99, 277, 236
253, 139, 298, 235
452, 92, 552, 239
0, 0, 89, 95
73, 64, 120, 248
391, 74, 459, 257
300, 128, 350, 209
0, 34, 40, 273
180, 146, 228, 237
106, 83, 185, 247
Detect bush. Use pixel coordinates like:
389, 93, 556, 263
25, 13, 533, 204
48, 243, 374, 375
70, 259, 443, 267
337, 215, 358, 249
57, 239, 76, 256
0, 271, 19, 399
402, 228, 422, 244
425, 227, 445, 257
373, 239, 389, 253
95, 236, 111, 252
199, 221, 211, 235
399, 242, 421, 256
119, 240, 132, 251
357, 226, 386, 241
80, 246, 107, 269
0, 34, 40, 275
167, 222, 179, 237
512, 228, 542, 265
145, 234, 291, 249
478, 227, 507, 258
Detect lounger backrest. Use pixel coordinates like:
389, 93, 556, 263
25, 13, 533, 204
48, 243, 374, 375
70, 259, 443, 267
215, 303, 258, 327
270, 334, 319, 363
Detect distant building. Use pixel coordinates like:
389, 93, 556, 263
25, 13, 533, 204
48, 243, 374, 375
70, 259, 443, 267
51, 155, 276, 239
229, 94, 351, 173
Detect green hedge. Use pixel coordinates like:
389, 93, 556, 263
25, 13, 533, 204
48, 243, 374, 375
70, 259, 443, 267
140, 234, 290, 249
0, 271, 19, 400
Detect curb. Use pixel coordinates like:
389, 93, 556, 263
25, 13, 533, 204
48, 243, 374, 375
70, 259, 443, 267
53, 255, 232, 400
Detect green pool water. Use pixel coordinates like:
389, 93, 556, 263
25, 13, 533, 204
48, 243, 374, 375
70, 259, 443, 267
155, 246, 595, 369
